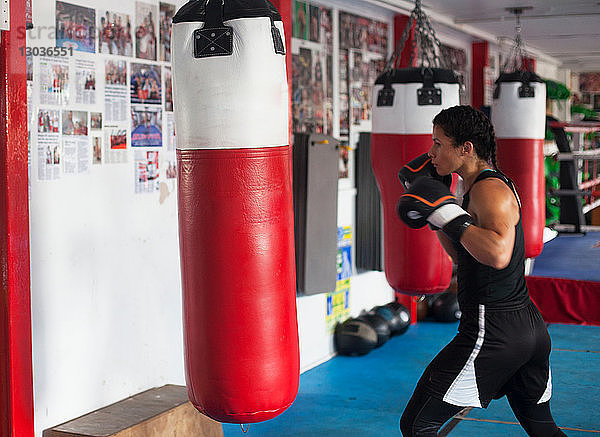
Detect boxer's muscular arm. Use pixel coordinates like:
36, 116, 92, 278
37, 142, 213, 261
436, 231, 458, 263
459, 179, 519, 269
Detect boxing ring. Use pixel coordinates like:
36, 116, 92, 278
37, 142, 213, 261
524, 120, 600, 326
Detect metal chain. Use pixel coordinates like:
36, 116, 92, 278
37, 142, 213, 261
502, 12, 527, 72
385, 0, 448, 72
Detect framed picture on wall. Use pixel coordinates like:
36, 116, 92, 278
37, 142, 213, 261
580, 93, 591, 105
593, 94, 600, 111
56, 1, 96, 53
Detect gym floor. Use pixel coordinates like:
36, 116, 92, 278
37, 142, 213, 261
222, 233, 600, 436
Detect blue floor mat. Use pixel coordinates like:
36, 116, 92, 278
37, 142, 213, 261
222, 322, 600, 436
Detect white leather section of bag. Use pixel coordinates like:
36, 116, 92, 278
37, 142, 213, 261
371, 82, 460, 135
492, 81, 546, 139
172, 17, 288, 149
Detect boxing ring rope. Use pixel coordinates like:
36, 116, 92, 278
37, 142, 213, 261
549, 121, 600, 218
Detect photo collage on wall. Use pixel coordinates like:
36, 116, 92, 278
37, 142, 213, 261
291, 1, 333, 136
339, 12, 388, 136
30, 0, 176, 191
440, 44, 469, 105
291, 5, 389, 182
338, 12, 388, 183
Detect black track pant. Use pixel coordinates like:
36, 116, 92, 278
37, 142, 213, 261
399, 388, 567, 437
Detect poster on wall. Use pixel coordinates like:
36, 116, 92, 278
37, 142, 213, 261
164, 153, 177, 179
97, 9, 133, 56
164, 111, 175, 151
61, 110, 89, 175
62, 136, 90, 174
131, 105, 162, 147
38, 109, 60, 134
291, 46, 331, 135
61, 110, 87, 136
92, 136, 102, 164
291, 2, 333, 136
75, 59, 96, 105
311, 50, 325, 134
326, 54, 333, 132
90, 112, 102, 131
579, 73, 600, 92
39, 56, 69, 106
337, 12, 388, 137
440, 44, 469, 105
339, 12, 388, 55
134, 150, 160, 193
135, 1, 158, 61
338, 144, 349, 179
27, 55, 33, 130
321, 8, 333, 48
292, 47, 333, 135
292, 47, 312, 133
164, 67, 173, 112
293, 1, 308, 40
159, 3, 175, 62
131, 63, 162, 105
349, 50, 386, 127
339, 50, 349, 135
55, 1, 96, 53
104, 60, 128, 122
579, 73, 600, 111
103, 125, 128, 163
325, 226, 352, 333
37, 109, 61, 180
90, 115, 102, 164
293, 1, 333, 47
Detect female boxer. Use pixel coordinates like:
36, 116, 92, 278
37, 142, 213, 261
397, 105, 566, 437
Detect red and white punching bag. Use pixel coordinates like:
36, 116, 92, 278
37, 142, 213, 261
172, 0, 299, 423
371, 68, 460, 294
492, 71, 546, 258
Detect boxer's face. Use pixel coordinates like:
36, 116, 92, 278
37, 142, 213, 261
429, 124, 461, 176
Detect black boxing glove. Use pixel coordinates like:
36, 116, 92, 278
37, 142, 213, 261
397, 178, 473, 242
398, 153, 452, 191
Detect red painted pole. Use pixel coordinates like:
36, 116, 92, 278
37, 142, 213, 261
394, 14, 415, 68
471, 41, 488, 110
0, 0, 35, 434
522, 56, 536, 72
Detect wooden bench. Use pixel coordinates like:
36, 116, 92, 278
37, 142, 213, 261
44, 385, 223, 437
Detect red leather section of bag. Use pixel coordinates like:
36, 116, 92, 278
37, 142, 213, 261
371, 133, 452, 295
497, 138, 545, 259
177, 146, 299, 423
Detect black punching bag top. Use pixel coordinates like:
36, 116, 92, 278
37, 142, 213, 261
173, 0, 281, 23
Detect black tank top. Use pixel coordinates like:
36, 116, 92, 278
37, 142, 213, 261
455, 170, 530, 311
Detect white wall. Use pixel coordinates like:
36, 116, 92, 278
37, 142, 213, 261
28, 1, 187, 435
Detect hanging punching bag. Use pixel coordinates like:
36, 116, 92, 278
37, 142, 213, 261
172, 0, 299, 423
371, 68, 459, 295
492, 71, 546, 258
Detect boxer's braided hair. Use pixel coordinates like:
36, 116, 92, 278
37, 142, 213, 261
432, 105, 500, 171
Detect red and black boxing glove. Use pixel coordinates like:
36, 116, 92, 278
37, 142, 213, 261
398, 153, 452, 191
397, 178, 473, 242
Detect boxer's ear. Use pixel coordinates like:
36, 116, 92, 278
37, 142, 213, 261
461, 141, 474, 155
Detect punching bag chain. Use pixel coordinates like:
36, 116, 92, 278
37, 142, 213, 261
501, 7, 531, 73
385, 0, 448, 72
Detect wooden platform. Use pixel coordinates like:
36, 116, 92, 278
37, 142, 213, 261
44, 385, 223, 437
